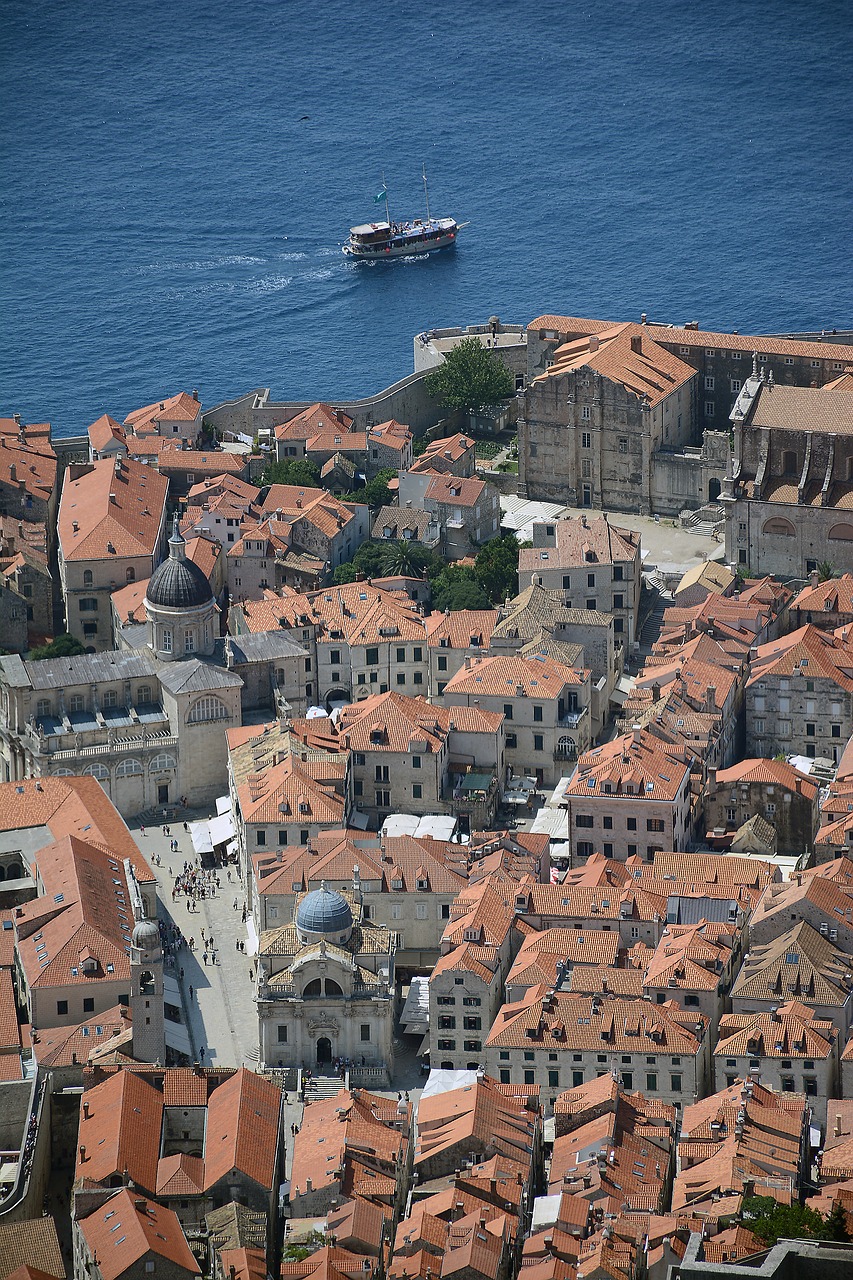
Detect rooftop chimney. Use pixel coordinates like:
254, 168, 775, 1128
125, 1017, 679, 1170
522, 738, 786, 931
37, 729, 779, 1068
9, 463, 16, 482
193, 389, 199, 401
632, 724, 641, 745
835, 1113, 842, 1138
589, 335, 600, 353
630, 335, 642, 354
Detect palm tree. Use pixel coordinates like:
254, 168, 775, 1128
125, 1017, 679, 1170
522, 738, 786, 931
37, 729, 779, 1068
382, 539, 421, 577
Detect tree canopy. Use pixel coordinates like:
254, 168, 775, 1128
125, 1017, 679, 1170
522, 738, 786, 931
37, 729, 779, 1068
474, 532, 521, 604
262, 457, 321, 489
742, 1195, 825, 1246
29, 633, 87, 661
332, 538, 445, 586
431, 565, 490, 612
425, 337, 515, 414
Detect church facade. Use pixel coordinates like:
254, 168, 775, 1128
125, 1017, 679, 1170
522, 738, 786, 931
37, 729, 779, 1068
256, 880, 396, 1079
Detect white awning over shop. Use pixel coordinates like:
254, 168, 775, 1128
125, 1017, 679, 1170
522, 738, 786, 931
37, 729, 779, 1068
189, 821, 213, 854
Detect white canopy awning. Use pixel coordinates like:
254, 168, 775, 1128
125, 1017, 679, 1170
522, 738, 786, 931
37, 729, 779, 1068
189, 821, 213, 854
209, 812, 234, 846
215, 795, 232, 816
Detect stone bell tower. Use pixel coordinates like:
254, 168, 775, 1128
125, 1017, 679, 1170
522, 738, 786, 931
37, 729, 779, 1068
129, 917, 166, 1064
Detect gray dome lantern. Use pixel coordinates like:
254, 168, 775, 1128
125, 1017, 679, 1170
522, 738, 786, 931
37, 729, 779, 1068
296, 883, 353, 945
145, 513, 217, 660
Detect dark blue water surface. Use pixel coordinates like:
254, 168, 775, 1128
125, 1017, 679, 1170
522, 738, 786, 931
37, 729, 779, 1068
2, 0, 851, 437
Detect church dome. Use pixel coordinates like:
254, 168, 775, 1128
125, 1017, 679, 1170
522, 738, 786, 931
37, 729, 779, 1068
132, 918, 160, 950
296, 885, 353, 941
146, 514, 213, 610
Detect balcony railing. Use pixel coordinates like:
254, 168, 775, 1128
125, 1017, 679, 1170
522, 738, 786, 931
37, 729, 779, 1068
49, 732, 177, 761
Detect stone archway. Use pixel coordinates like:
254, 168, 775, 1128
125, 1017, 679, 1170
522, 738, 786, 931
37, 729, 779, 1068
317, 1036, 332, 1064
708, 478, 721, 502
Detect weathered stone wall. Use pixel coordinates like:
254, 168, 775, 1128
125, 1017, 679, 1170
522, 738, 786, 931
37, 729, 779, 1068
205, 370, 447, 440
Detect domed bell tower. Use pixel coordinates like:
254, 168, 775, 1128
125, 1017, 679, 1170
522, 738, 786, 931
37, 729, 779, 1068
130, 918, 166, 1064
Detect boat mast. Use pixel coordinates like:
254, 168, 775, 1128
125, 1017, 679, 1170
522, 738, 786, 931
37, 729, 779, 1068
423, 165, 431, 221
383, 172, 390, 226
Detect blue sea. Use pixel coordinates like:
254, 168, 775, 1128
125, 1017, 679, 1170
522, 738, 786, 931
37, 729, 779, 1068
2, 0, 851, 438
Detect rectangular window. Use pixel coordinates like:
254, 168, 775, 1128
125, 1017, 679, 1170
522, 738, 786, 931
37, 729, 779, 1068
705, 400, 715, 416
618, 438, 628, 454
278, 1025, 288, 1043
576, 815, 594, 828
437, 656, 447, 671
360, 1024, 370, 1041
533, 705, 543, 722
412, 783, 422, 799
533, 734, 544, 751
57, 1000, 68, 1015
603, 816, 613, 829
671, 1074, 682, 1091
646, 1073, 657, 1091
413, 671, 423, 685
548, 1070, 559, 1087
366, 647, 379, 664
256, 830, 266, 847
705, 375, 715, 390
505, 732, 517, 749
396, 647, 405, 662
503, 704, 513, 720
524, 1070, 535, 1085
499, 1068, 510, 1083
627, 817, 637, 831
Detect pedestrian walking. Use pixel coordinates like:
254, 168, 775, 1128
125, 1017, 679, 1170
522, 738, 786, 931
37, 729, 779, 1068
233, 898, 238, 911
140, 825, 145, 837
189, 985, 193, 998
203, 951, 208, 965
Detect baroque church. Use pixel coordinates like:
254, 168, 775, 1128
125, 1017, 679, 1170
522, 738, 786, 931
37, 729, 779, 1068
0, 517, 309, 815
256, 877, 396, 1079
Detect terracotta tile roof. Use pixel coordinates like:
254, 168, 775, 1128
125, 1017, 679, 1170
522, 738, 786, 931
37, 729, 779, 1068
186, 473, 260, 505
415, 1076, 538, 1172
237, 754, 346, 827
259, 832, 468, 898
78, 1189, 199, 1280
0, 429, 57, 503
217, 1248, 266, 1280
506, 928, 620, 990
290, 1088, 406, 1201
675, 560, 736, 596
431, 942, 501, 986
519, 516, 639, 578
443, 652, 588, 699
0, 1217, 65, 1280
77, 1068, 164, 1193
259, 484, 365, 536
32, 1005, 129, 1069
274, 403, 354, 441
59, 457, 167, 561
565, 965, 645, 998
126, 439, 246, 476
747, 623, 853, 692
749, 873, 853, 940
124, 391, 202, 432
527, 316, 617, 336
647, 851, 779, 889
241, 579, 423, 643
423, 473, 490, 508
643, 923, 733, 992
715, 1002, 836, 1061
793, 573, 853, 614
88, 414, 127, 453
749, 385, 853, 433
702, 1226, 765, 1264
517, 881, 668, 925
338, 691, 501, 755
731, 921, 852, 1007
487, 989, 705, 1054
549, 1092, 674, 1210
0, 966, 21, 1053
372, 506, 437, 542
715, 757, 818, 797
651, 324, 853, 363
326, 1196, 388, 1252
203, 1066, 281, 1191
535, 323, 696, 409
564, 728, 690, 803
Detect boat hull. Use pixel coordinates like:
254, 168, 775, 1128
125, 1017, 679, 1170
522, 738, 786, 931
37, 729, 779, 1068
344, 231, 458, 259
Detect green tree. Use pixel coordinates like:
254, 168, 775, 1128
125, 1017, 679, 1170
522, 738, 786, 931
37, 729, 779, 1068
425, 338, 515, 415
262, 458, 321, 488
29, 633, 87, 661
820, 1200, 851, 1242
332, 563, 359, 584
343, 470, 396, 510
818, 560, 836, 582
475, 532, 521, 604
431, 565, 490, 612
282, 1231, 327, 1262
742, 1195, 824, 1247
382, 540, 436, 578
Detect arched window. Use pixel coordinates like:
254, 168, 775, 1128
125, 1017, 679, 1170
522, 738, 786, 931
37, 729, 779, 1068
829, 524, 853, 541
149, 753, 177, 772
188, 696, 229, 723
557, 735, 578, 760
115, 758, 143, 777
126, 566, 135, 583
83, 763, 110, 780
762, 517, 795, 536
52, 768, 75, 777
83, 570, 93, 586
303, 978, 322, 996
324, 979, 343, 996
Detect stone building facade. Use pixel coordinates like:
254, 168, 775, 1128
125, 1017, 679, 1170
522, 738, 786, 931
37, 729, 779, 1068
722, 374, 853, 578
256, 884, 395, 1075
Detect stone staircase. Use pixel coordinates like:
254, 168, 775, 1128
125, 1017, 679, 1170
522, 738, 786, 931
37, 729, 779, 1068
303, 1071, 344, 1102
682, 503, 725, 536
638, 588, 670, 654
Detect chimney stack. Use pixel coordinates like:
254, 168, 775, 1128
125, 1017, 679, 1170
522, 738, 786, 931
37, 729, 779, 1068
835, 1114, 843, 1138
630, 335, 642, 354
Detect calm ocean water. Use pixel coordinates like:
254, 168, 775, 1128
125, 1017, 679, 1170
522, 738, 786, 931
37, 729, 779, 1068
1, 0, 851, 438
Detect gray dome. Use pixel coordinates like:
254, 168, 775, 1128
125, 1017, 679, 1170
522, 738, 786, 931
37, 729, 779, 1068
296, 886, 353, 937
146, 555, 212, 610
132, 918, 160, 950
146, 515, 212, 611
